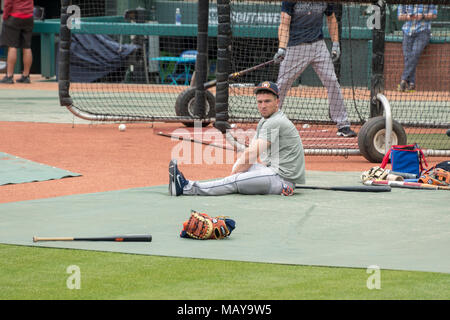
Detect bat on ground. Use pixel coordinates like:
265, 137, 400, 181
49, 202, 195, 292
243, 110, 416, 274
385, 170, 417, 179
33, 234, 152, 242
295, 185, 391, 192
364, 180, 449, 190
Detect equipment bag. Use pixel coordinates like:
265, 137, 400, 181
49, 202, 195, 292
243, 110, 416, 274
380, 144, 428, 177
436, 160, 450, 172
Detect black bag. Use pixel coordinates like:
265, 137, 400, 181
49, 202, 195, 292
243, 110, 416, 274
436, 160, 450, 172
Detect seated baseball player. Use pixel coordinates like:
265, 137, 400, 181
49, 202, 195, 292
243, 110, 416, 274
169, 81, 306, 196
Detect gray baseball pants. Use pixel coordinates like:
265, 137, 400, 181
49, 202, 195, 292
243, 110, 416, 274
277, 40, 350, 129
182, 163, 294, 196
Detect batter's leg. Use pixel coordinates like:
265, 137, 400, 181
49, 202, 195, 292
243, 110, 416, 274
277, 43, 314, 108
183, 164, 286, 196
311, 40, 350, 129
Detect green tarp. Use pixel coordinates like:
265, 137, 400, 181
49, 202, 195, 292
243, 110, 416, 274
0, 171, 448, 273
0, 152, 81, 186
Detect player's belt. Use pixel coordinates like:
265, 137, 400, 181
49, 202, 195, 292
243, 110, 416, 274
303, 37, 322, 44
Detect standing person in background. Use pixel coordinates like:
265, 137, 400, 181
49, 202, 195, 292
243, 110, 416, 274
397, 4, 437, 92
273, 1, 356, 138
0, 0, 34, 84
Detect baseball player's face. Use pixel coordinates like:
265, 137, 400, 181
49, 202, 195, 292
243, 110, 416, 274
256, 93, 279, 118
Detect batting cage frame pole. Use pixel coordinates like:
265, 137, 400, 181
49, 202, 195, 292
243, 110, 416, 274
213, 0, 232, 134
194, 0, 209, 120
370, 0, 386, 118
58, 0, 73, 108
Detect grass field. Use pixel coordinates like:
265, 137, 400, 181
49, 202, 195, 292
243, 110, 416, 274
1, 244, 449, 300
1, 82, 448, 304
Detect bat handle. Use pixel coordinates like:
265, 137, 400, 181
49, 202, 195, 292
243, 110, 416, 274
203, 79, 217, 89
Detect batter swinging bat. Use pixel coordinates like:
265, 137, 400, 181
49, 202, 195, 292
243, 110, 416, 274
295, 185, 391, 192
33, 234, 152, 242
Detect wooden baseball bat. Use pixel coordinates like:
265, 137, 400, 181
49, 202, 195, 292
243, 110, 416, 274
385, 170, 417, 179
33, 234, 152, 242
295, 185, 391, 192
364, 180, 450, 190
203, 59, 275, 89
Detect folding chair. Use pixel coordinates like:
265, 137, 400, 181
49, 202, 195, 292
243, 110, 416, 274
167, 50, 197, 85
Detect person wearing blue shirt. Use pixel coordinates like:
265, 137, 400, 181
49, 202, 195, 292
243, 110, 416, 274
273, 1, 356, 137
397, 4, 437, 92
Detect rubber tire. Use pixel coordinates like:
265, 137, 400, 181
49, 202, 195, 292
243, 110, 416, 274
358, 116, 407, 163
175, 87, 215, 127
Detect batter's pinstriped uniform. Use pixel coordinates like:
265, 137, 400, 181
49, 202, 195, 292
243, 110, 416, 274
276, 1, 354, 135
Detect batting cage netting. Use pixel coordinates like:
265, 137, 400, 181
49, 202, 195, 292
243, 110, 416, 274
58, 0, 449, 162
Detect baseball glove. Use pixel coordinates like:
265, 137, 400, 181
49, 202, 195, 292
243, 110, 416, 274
418, 168, 450, 186
180, 210, 236, 240
361, 166, 389, 182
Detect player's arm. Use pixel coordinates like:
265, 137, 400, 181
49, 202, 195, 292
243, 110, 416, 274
397, 5, 409, 21
326, 13, 339, 43
278, 12, 291, 49
326, 12, 340, 62
274, 12, 291, 63
397, 13, 409, 21
423, 12, 437, 20
231, 138, 271, 174
397, 5, 416, 21
423, 6, 437, 20
3, 0, 13, 19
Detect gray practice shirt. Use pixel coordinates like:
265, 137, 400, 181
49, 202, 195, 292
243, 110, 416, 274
255, 110, 306, 184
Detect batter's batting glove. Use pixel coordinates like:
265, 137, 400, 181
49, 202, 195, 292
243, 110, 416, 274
331, 42, 340, 63
281, 183, 294, 196
273, 48, 286, 64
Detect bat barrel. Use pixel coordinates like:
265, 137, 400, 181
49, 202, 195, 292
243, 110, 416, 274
75, 235, 153, 242
295, 185, 391, 192
204, 59, 274, 89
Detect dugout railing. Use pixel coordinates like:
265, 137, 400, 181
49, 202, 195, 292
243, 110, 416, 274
58, 0, 450, 162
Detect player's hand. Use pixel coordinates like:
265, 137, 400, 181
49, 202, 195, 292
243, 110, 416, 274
331, 42, 340, 63
281, 183, 294, 196
273, 48, 286, 64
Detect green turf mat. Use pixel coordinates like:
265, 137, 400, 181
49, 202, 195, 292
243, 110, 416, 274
0, 89, 90, 124
0, 171, 448, 273
0, 152, 81, 185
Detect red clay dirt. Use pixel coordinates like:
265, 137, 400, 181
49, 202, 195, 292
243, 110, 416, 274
1, 121, 447, 204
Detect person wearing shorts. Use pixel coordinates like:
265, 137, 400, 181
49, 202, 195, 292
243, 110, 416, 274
0, 0, 34, 84
273, 1, 356, 137
168, 81, 306, 196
